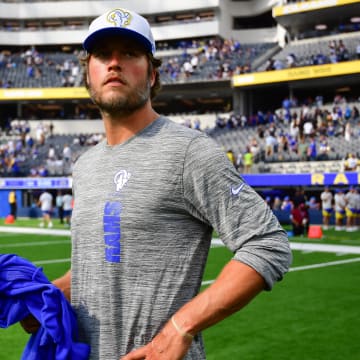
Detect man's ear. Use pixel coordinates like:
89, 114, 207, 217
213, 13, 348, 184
150, 69, 156, 87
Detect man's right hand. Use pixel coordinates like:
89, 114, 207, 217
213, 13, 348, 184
20, 314, 40, 334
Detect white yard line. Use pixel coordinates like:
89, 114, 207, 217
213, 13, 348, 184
0, 226, 70, 236
0, 240, 70, 248
202, 256, 360, 286
2, 227, 360, 287
212, 238, 360, 254
1, 227, 360, 254
33, 258, 71, 265
288, 257, 360, 272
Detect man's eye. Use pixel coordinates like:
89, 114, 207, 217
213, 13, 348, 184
125, 51, 138, 57
93, 50, 110, 59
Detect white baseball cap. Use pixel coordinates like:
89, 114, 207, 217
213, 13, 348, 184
83, 8, 156, 55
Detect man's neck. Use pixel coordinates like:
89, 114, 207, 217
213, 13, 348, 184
102, 105, 159, 146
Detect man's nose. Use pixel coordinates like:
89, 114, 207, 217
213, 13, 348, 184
107, 51, 123, 70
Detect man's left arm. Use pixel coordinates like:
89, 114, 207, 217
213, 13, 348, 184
121, 259, 265, 360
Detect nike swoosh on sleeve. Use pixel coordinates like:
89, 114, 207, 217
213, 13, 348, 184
231, 183, 245, 195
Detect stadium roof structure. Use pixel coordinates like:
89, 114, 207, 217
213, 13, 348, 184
273, 0, 360, 38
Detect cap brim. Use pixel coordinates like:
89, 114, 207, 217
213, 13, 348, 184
83, 27, 153, 54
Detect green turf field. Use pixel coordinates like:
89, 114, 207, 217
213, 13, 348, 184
1, 219, 360, 359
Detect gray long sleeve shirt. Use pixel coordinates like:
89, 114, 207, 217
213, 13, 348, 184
70, 116, 292, 360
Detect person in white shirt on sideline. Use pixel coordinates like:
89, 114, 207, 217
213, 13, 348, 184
62, 190, 73, 227
38, 190, 53, 228
320, 186, 333, 230
334, 188, 346, 231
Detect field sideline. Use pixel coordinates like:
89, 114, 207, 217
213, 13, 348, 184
1, 222, 360, 359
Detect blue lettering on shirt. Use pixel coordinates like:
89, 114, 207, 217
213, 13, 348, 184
103, 202, 122, 263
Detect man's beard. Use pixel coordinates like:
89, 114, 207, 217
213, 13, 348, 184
89, 76, 151, 117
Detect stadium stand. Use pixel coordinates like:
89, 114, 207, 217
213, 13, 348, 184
0, 0, 360, 180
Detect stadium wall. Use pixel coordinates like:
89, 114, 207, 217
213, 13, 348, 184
0, 188, 328, 226
0, 0, 281, 46
24, 114, 222, 135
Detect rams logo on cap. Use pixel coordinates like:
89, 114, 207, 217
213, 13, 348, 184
107, 9, 132, 28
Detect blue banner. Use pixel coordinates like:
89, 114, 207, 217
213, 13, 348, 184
243, 172, 360, 187
0, 177, 72, 189
0, 172, 358, 190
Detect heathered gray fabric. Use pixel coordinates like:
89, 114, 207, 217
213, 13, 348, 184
71, 116, 291, 360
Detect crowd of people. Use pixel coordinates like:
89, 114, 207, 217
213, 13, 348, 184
1, 93, 360, 178
0, 119, 77, 177
265, 38, 356, 71
0, 38, 258, 89
264, 186, 360, 236
0, 46, 82, 88
1, 34, 359, 89
217, 94, 360, 172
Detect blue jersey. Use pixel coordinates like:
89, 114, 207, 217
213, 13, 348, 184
0, 254, 90, 360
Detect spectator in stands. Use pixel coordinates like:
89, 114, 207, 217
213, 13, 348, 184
303, 117, 314, 138
235, 152, 243, 172
49, 122, 54, 138
37, 165, 48, 177
317, 135, 331, 160
320, 186, 333, 230
55, 156, 64, 175
243, 146, 253, 173
48, 144, 56, 160
328, 40, 338, 63
273, 58, 285, 70
286, 53, 296, 68
297, 136, 309, 161
248, 136, 260, 159
344, 153, 359, 171
226, 149, 235, 166
344, 121, 352, 142
265, 130, 278, 158
35, 122, 46, 146
337, 40, 350, 62
311, 51, 327, 65
306, 136, 317, 161
193, 118, 201, 131
62, 143, 72, 162
277, 132, 289, 158
20, 9, 291, 360
352, 106, 359, 121
289, 115, 300, 140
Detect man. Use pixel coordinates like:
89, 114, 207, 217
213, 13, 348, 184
334, 188, 346, 231
320, 186, 333, 230
56, 190, 64, 224
22, 8, 291, 360
8, 190, 17, 220
290, 203, 307, 236
62, 190, 73, 227
38, 190, 53, 228
345, 186, 358, 232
